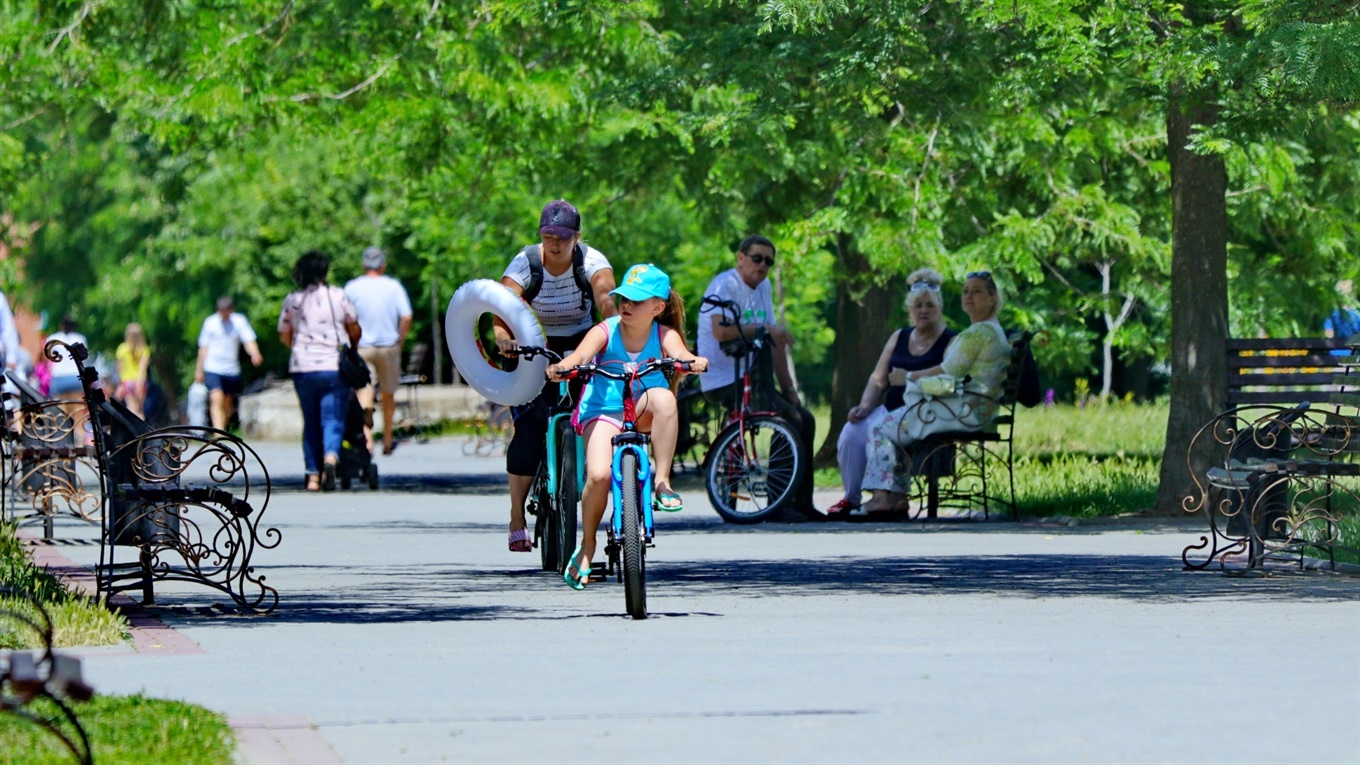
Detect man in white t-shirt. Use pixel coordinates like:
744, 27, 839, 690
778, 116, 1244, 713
194, 296, 263, 430
345, 247, 413, 455
696, 235, 821, 522
493, 199, 618, 552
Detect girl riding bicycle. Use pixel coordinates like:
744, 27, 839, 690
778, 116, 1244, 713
547, 264, 708, 589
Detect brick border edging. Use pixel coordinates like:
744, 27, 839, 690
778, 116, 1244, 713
229, 715, 346, 765
18, 532, 205, 655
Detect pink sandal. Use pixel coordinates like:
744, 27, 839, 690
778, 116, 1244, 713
508, 528, 532, 553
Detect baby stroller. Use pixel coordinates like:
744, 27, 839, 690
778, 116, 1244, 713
338, 389, 379, 490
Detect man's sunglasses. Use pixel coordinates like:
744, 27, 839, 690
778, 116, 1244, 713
744, 252, 776, 266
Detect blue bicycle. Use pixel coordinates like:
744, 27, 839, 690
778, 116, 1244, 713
556, 356, 697, 619
506, 346, 583, 575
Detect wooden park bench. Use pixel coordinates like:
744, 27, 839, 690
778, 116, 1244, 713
45, 339, 281, 613
1182, 335, 1360, 571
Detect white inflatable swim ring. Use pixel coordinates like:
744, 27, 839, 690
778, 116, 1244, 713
445, 279, 549, 407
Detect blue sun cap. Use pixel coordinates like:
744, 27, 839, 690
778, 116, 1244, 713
610, 263, 671, 302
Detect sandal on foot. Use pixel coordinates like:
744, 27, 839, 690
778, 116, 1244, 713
654, 487, 684, 512
508, 527, 533, 553
563, 546, 591, 590
321, 456, 338, 492
825, 498, 859, 518
305, 474, 321, 493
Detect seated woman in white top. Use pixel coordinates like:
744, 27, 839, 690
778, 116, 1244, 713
858, 271, 1012, 515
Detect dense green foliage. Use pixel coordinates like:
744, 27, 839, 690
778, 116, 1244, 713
1, 1, 1357, 412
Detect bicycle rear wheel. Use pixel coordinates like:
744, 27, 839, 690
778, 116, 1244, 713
620, 450, 647, 619
704, 414, 804, 524
552, 421, 579, 576
530, 466, 557, 572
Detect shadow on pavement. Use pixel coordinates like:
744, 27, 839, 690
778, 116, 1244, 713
150, 554, 1357, 626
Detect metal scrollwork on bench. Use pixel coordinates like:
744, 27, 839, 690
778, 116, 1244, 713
1, 587, 95, 765
1, 370, 103, 539
1182, 403, 1360, 571
40, 338, 281, 614
103, 429, 281, 613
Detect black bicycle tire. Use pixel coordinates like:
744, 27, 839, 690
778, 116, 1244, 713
531, 467, 557, 572
704, 414, 804, 524
620, 450, 647, 619
553, 420, 579, 576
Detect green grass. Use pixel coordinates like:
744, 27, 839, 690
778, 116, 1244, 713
0, 694, 235, 765
0, 522, 127, 649
2, 523, 236, 764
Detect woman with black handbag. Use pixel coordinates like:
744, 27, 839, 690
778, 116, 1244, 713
278, 250, 363, 492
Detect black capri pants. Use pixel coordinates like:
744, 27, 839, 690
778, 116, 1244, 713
505, 329, 589, 477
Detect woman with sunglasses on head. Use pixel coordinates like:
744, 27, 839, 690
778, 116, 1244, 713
856, 270, 1011, 516
826, 269, 956, 517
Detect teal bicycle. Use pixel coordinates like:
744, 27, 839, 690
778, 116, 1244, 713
507, 346, 583, 575
554, 356, 697, 619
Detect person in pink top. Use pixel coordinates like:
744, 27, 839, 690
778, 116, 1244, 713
278, 250, 362, 492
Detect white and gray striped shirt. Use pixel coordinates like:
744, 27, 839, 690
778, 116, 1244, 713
502, 245, 612, 336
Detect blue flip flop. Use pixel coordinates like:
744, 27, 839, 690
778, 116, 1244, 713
563, 546, 592, 590
654, 488, 684, 513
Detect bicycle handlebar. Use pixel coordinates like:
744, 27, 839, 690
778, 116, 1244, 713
503, 345, 563, 363
553, 358, 698, 383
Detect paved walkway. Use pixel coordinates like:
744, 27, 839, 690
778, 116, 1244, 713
38, 437, 1360, 764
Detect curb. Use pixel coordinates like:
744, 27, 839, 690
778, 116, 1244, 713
229, 715, 346, 765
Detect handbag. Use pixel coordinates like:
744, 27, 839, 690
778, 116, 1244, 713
326, 288, 371, 389
918, 374, 957, 397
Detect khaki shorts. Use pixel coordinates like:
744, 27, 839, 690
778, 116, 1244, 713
359, 344, 402, 393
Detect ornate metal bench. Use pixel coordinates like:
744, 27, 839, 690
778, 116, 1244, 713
46, 340, 281, 613
885, 330, 1034, 521
1182, 340, 1360, 571
1, 374, 102, 539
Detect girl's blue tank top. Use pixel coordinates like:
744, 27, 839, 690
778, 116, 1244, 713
576, 316, 668, 421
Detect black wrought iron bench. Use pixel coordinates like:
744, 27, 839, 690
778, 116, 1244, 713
45, 339, 281, 613
1, 373, 102, 539
882, 330, 1034, 521
1181, 336, 1360, 571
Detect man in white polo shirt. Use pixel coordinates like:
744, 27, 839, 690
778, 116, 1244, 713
344, 246, 413, 455
195, 296, 264, 430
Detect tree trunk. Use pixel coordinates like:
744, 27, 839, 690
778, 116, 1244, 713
812, 234, 896, 469
1153, 86, 1229, 515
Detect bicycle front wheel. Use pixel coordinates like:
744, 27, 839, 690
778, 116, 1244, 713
620, 450, 647, 619
704, 414, 804, 524
552, 421, 579, 576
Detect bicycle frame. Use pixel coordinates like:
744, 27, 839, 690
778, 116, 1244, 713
610, 434, 655, 543
544, 380, 585, 497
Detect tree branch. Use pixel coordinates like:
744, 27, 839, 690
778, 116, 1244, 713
47, 1, 104, 53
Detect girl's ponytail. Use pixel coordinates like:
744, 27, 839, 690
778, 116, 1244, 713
658, 289, 688, 344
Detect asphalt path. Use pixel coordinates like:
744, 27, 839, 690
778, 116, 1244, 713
50, 436, 1360, 764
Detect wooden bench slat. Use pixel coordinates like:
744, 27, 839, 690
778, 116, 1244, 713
1227, 338, 1352, 352
1229, 373, 1338, 386
1326, 392, 1360, 409
1228, 355, 1353, 369
1226, 391, 1318, 405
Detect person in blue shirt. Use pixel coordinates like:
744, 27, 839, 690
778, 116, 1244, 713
546, 264, 708, 589
1324, 280, 1360, 356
